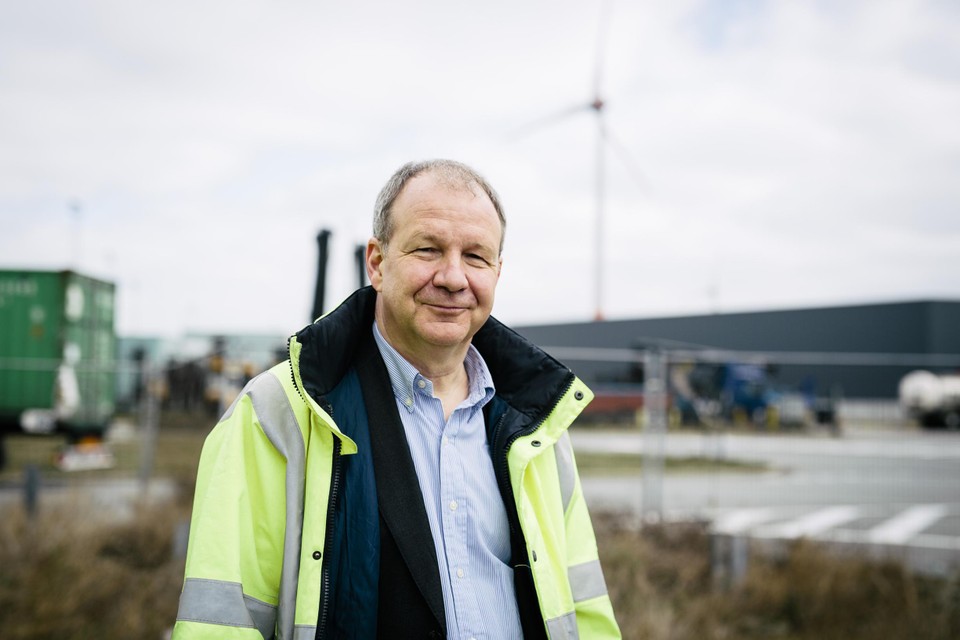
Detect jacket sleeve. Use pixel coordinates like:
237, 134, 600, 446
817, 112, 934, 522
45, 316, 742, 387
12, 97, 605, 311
555, 431, 622, 639
171, 382, 289, 640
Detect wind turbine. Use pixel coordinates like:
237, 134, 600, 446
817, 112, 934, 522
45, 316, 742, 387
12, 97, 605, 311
514, 0, 645, 321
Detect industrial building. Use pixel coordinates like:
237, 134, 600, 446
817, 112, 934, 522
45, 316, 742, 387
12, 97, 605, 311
515, 300, 960, 400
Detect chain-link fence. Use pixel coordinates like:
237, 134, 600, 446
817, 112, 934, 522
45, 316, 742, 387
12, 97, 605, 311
547, 343, 960, 578
0, 341, 286, 522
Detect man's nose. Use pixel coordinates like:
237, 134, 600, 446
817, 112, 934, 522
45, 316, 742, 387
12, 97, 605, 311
433, 253, 468, 291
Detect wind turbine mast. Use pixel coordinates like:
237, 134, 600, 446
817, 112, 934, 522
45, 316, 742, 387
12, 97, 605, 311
592, 0, 613, 322
593, 97, 606, 322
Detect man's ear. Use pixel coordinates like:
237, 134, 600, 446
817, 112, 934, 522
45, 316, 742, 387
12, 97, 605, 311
366, 238, 384, 290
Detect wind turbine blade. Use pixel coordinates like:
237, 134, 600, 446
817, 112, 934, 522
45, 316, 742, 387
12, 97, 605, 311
506, 102, 593, 141
603, 126, 651, 194
592, 0, 614, 100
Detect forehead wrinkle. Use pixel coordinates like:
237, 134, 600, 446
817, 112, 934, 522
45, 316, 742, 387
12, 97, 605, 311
405, 208, 496, 238
403, 227, 498, 254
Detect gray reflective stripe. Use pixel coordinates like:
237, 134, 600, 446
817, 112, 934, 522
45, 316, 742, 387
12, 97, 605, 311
178, 577, 276, 637
220, 375, 260, 422
293, 626, 317, 640
545, 610, 579, 639
249, 372, 307, 640
246, 594, 279, 639
554, 431, 576, 513
569, 559, 608, 602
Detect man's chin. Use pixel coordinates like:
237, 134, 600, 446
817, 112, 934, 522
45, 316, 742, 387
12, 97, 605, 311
417, 322, 474, 348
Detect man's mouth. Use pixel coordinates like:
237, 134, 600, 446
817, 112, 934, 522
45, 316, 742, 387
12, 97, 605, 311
422, 300, 469, 312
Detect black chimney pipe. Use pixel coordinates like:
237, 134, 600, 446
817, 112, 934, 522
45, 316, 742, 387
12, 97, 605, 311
355, 243, 367, 290
311, 229, 332, 321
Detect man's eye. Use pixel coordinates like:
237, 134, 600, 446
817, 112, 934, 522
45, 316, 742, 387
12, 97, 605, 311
465, 253, 490, 266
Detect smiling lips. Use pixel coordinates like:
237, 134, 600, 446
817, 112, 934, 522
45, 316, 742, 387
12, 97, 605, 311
425, 303, 467, 313
420, 297, 472, 313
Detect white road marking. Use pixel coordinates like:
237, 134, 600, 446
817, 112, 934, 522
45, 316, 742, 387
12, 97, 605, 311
868, 504, 950, 545
759, 505, 861, 538
712, 508, 777, 535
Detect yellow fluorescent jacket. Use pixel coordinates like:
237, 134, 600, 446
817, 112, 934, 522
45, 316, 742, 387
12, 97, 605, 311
173, 316, 620, 639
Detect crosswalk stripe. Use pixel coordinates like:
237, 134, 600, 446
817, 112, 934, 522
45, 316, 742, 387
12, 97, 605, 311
712, 508, 777, 535
760, 505, 860, 539
868, 504, 949, 545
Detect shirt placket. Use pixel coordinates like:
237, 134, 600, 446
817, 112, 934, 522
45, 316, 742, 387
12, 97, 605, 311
439, 405, 484, 640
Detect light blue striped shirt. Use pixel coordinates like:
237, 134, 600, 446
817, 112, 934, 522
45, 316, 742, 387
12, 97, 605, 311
373, 323, 523, 640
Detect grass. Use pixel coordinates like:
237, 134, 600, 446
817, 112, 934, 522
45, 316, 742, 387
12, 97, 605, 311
0, 412, 209, 484
0, 504, 956, 639
1, 418, 763, 485
596, 515, 960, 640
575, 451, 767, 475
0, 502, 188, 640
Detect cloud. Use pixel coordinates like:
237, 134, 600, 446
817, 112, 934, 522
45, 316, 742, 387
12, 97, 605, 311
0, 0, 958, 337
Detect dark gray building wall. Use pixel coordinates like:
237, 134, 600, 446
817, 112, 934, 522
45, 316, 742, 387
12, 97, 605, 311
928, 302, 960, 353
514, 300, 960, 399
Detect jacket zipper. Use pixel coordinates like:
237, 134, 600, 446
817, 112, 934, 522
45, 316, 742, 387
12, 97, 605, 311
315, 408, 342, 640
493, 376, 575, 541
289, 338, 342, 640
287, 338, 308, 405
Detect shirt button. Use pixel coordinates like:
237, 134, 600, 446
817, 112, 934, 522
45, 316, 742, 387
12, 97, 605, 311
404, 397, 413, 406
449, 500, 458, 511
442, 435, 449, 445
417, 379, 426, 389
457, 568, 465, 578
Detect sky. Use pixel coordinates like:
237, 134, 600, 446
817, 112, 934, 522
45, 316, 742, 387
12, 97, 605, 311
1, 0, 958, 339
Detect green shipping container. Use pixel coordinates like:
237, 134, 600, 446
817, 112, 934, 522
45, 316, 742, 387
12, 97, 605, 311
0, 269, 116, 436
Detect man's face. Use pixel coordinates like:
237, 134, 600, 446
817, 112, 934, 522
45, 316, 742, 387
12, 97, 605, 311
367, 172, 503, 363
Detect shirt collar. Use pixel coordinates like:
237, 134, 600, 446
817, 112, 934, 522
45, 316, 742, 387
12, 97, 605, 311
372, 321, 495, 413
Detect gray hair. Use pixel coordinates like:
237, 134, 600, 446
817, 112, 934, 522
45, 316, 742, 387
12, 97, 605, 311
373, 159, 506, 254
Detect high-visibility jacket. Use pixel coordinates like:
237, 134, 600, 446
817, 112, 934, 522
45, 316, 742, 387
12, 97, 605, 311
173, 288, 620, 639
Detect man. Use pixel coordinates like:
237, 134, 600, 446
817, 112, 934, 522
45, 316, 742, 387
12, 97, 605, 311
173, 160, 620, 639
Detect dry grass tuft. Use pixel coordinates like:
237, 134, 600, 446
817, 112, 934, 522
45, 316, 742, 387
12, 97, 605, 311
595, 513, 960, 640
0, 502, 187, 640
1, 487, 958, 639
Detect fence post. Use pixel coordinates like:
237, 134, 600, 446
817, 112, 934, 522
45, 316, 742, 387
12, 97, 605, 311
24, 463, 40, 517
138, 360, 160, 499
642, 348, 668, 522
711, 533, 750, 589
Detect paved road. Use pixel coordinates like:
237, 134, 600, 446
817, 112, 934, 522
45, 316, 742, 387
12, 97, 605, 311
572, 427, 960, 575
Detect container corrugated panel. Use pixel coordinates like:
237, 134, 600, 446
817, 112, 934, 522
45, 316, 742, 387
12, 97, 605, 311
63, 271, 117, 431
0, 269, 116, 433
0, 271, 62, 418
